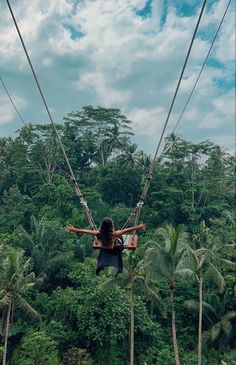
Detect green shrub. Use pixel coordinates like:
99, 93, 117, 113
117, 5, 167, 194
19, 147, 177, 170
13, 331, 61, 365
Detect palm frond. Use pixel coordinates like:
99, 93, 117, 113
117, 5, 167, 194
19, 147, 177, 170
217, 243, 236, 254
206, 312, 236, 345
144, 281, 166, 318
146, 243, 164, 256
15, 294, 41, 320
0, 289, 7, 301
19, 272, 36, 289
197, 255, 206, 270
176, 224, 185, 236
183, 299, 199, 311
99, 277, 120, 290
155, 228, 170, 250
223, 311, 236, 321
137, 241, 154, 257
217, 258, 236, 272
132, 275, 145, 286
0, 292, 11, 307
207, 262, 225, 293
145, 257, 169, 280
175, 268, 196, 280
186, 246, 199, 267
184, 300, 217, 323
169, 224, 185, 256
175, 248, 187, 269
196, 248, 213, 257
209, 323, 221, 342
221, 320, 233, 339
99, 268, 129, 290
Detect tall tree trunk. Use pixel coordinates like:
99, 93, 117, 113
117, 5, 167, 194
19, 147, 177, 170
130, 287, 134, 365
198, 271, 203, 365
2, 301, 11, 365
99, 144, 105, 166
170, 287, 180, 365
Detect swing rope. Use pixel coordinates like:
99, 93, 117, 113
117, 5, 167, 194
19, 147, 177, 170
0, 75, 71, 179
0, 76, 27, 126
6, 0, 97, 230
172, 0, 232, 134
122, 0, 207, 228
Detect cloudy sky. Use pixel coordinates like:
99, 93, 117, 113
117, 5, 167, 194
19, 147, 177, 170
0, 0, 235, 154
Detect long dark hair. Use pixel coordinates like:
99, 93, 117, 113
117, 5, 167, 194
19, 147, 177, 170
99, 217, 114, 248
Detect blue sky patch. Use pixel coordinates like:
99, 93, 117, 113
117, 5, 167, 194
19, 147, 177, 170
135, 0, 153, 18
160, 0, 168, 29
214, 77, 235, 91
170, 0, 200, 17
207, 57, 223, 68
63, 23, 85, 40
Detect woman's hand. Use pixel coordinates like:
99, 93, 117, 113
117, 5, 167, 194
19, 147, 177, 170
66, 224, 75, 232
139, 223, 146, 230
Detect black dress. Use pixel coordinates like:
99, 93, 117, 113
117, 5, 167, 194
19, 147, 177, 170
96, 237, 124, 277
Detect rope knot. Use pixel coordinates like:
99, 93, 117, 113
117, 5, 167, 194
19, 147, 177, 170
136, 201, 144, 209
70, 176, 76, 183
80, 200, 88, 209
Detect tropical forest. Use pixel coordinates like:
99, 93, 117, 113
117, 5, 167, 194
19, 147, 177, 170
0, 106, 235, 365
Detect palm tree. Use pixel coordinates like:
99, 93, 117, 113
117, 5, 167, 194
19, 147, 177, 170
104, 122, 130, 155
187, 222, 224, 365
204, 294, 236, 347
117, 143, 139, 167
185, 221, 236, 365
137, 151, 152, 182
19, 216, 71, 281
184, 292, 236, 349
163, 133, 182, 154
101, 246, 165, 365
0, 248, 40, 365
64, 106, 134, 167
145, 224, 191, 365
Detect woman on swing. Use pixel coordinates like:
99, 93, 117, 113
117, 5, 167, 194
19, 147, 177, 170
66, 218, 145, 276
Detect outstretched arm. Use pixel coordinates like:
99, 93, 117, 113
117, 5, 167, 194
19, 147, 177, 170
66, 225, 99, 236
114, 224, 145, 237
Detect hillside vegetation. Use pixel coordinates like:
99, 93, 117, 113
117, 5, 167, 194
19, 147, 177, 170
0, 107, 235, 365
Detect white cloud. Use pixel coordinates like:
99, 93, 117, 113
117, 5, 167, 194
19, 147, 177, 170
128, 106, 167, 136
78, 71, 132, 106
199, 90, 235, 129
0, 105, 15, 125
210, 135, 235, 154
42, 57, 53, 67
0, 93, 27, 125
0, 0, 73, 64
199, 0, 235, 63
214, 10, 235, 63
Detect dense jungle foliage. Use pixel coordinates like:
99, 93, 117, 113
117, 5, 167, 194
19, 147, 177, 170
0, 106, 235, 365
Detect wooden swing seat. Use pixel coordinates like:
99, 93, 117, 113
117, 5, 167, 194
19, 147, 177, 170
93, 234, 138, 250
